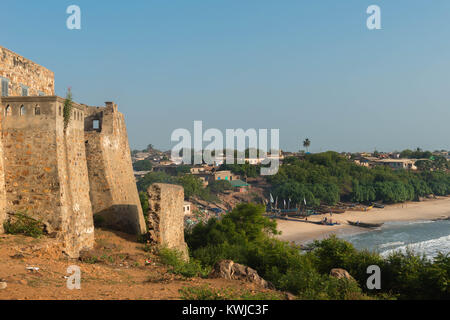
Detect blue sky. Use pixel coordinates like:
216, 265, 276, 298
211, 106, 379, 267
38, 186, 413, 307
2, 0, 450, 152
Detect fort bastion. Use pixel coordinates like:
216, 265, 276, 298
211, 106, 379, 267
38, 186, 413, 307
0, 46, 148, 257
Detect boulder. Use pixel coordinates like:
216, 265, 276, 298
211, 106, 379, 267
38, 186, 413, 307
209, 260, 274, 289
330, 268, 354, 281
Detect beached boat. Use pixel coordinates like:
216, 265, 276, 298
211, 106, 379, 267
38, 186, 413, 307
347, 221, 384, 228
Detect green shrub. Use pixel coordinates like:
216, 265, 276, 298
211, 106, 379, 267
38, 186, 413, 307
63, 89, 73, 129
3, 212, 44, 238
186, 203, 446, 300
158, 247, 211, 278
133, 160, 152, 171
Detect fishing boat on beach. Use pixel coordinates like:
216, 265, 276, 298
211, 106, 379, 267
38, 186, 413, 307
347, 220, 384, 228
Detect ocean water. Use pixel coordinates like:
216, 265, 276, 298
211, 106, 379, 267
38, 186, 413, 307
340, 219, 450, 260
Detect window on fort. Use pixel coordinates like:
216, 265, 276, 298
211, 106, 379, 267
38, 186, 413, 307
93, 120, 100, 130
59, 105, 62, 116
35, 106, 41, 116
5, 105, 11, 117
20, 105, 26, 116
1, 78, 9, 97
21, 86, 29, 97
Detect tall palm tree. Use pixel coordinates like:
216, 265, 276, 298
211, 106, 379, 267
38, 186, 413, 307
303, 138, 311, 153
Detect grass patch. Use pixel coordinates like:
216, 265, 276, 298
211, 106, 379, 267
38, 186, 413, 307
3, 212, 44, 238
158, 247, 211, 278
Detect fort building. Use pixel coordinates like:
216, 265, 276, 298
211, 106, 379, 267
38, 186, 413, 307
0, 46, 146, 257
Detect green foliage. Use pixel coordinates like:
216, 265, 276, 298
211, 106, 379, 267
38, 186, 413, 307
207, 180, 233, 194
178, 174, 205, 199
139, 191, 149, 223
186, 204, 368, 299
63, 89, 73, 129
133, 160, 153, 171
158, 247, 211, 278
400, 149, 432, 160
186, 203, 449, 300
137, 171, 218, 202
269, 151, 450, 206
309, 236, 449, 300
179, 285, 283, 300
219, 163, 260, 178
3, 212, 44, 238
176, 165, 192, 175
137, 171, 178, 192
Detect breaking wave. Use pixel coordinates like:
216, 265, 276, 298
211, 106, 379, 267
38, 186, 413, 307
381, 235, 450, 259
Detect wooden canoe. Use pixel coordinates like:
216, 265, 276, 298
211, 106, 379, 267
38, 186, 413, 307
347, 221, 384, 228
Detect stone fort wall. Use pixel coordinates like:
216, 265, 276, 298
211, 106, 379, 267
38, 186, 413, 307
0, 46, 54, 96
0, 96, 94, 257
85, 103, 146, 235
0, 47, 146, 257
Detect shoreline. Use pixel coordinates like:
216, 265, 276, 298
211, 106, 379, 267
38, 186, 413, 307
276, 196, 450, 243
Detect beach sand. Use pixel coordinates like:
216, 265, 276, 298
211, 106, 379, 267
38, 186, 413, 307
276, 197, 450, 243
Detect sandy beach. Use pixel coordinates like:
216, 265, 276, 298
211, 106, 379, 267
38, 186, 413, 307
276, 197, 450, 243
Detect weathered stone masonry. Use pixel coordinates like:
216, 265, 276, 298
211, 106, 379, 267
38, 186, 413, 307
0, 46, 54, 97
85, 103, 146, 235
0, 46, 146, 257
146, 184, 189, 259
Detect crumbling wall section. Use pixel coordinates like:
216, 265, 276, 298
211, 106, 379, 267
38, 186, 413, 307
85, 103, 146, 235
146, 183, 188, 258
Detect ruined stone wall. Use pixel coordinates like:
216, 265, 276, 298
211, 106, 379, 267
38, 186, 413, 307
0, 96, 93, 257
85, 103, 146, 235
0, 46, 54, 96
146, 184, 188, 259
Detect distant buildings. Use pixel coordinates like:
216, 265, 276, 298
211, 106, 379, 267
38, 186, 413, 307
183, 202, 191, 215
375, 159, 418, 170
352, 154, 420, 171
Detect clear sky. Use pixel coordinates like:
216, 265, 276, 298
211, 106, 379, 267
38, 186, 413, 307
2, 0, 450, 152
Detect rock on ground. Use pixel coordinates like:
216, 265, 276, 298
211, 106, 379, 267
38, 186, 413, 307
209, 260, 274, 289
330, 268, 355, 281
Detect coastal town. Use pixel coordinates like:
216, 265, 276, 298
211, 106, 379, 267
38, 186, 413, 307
1, 1, 450, 304
132, 145, 450, 229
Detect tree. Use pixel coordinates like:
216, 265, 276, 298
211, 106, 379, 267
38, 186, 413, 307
133, 160, 152, 171
207, 180, 232, 194
303, 138, 311, 153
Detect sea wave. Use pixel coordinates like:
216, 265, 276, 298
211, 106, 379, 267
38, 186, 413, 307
378, 241, 405, 249
381, 234, 450, 259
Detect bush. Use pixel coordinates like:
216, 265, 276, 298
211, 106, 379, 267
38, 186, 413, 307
133, 160, 152, 171
186, 203, 447, 300
3, 212, 44, 238
158, 247, 211, 278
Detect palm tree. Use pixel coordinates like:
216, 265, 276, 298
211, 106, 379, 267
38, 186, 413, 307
303, 138, 311, 153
